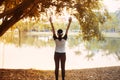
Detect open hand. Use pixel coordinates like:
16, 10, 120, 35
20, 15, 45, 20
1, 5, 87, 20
49, 17, 52, 23
69, 17, 72, 23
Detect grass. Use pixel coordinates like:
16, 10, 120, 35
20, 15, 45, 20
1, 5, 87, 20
0, 66, 120, 80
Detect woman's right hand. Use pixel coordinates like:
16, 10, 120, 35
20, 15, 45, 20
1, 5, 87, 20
69, 17, 72, 23
49, 17, 52, 23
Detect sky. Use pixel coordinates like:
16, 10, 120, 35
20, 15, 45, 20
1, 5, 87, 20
103, 0, 120, 12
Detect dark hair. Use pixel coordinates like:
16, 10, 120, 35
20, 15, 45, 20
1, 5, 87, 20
57, 29, 63, 34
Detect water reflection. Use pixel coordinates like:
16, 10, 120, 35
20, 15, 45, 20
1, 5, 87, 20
1, 32, 120, 60
0, 32, 120, 69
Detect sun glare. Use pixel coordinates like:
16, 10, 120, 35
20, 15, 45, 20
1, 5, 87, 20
103, 0, 120, 12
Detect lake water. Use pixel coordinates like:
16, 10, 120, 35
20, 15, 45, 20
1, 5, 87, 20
0, 32, 120, 70
0, 43, 120, 70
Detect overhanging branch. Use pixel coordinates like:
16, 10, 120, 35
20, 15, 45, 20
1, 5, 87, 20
0, 0, 35, 36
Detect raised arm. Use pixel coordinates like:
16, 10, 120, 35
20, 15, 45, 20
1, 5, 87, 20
49, 17, 56, 35
65, 17, 72, 35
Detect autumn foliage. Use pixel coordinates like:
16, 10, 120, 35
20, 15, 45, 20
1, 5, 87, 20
0, 0, 110, 40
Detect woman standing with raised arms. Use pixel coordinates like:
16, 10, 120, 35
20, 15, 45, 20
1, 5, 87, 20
49, 17, 72, 80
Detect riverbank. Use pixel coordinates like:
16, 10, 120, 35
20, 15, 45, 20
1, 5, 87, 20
0, 66, 120, 80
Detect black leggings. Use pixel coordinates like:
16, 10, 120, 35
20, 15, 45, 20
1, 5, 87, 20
54, 52, 66, 80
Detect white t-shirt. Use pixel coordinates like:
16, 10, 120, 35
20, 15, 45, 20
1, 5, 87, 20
53, 34, 67, 53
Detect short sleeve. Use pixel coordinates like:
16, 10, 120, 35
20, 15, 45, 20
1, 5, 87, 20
53, 34, 57, 40
63, 34, 67, 40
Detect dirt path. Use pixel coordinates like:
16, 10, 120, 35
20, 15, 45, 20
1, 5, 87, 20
0, 66, 120, 80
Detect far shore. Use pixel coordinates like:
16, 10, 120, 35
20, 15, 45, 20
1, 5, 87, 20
26, 31, 120, 37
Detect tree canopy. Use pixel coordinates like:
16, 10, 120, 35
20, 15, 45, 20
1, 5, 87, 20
0, 0, 110, 40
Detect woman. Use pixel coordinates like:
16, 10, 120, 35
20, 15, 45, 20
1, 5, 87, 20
49, 17, 72, 80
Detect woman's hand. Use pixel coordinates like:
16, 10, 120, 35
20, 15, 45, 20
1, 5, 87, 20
65, 17, 72, 34
69, 17, 72, 23
49, 17, 56, 35
49, 17, 52, 23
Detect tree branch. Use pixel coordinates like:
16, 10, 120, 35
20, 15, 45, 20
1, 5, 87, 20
0, 0, 35, 36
